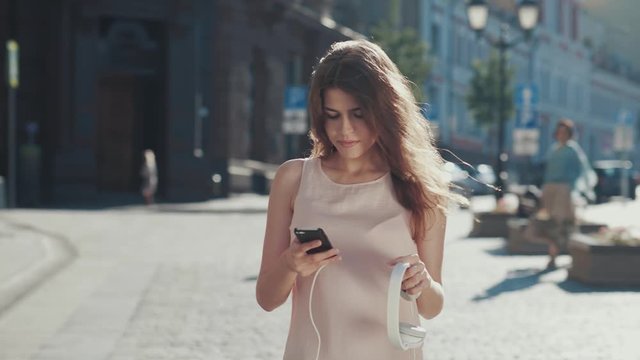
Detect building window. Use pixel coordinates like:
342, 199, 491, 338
557, 76, 567, 106
430, 23, 441, 56
540, 69, 550, 102
401, 0, 420, 30
571, 3, 579, 41
454, 32, 461, 65
557, 0, 564, 36
426, 85, 440, 120
455, 95, 466, 132
460, 35, 468, 67
287, 54, 303, 85
574, 84, 583, 111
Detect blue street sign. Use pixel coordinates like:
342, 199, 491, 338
283, 86, 309, 134
617, 109, 635, 126
284, 86, 307, 110
515, 83, 539, 129
515, 109, 539, 129
515, 83, 538, 106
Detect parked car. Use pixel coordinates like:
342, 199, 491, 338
592, 160, 637, 203
444, 162, 496, 197
471, 164, 497, 195
444, 161, 470, 197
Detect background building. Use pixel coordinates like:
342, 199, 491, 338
419, 0, 640, 182
0, 0, 355, 206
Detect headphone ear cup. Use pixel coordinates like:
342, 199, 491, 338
399, 322, 427, 342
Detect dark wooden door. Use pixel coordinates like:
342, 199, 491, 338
96, 74, 139, 191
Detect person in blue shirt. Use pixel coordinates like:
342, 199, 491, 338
541, 118, 592, 269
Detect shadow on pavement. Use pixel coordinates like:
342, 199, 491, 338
154, 207, 267, 215
472, 267, 554, 301
483, 245, 511, 256
556, 279, 640, 293
35, 189, 268, 214
41, 190, 150, 211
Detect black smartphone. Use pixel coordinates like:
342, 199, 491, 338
294, 228, 334, 254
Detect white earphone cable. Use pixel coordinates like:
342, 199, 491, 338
411, 299, 417, 360
309, 264, 327, 360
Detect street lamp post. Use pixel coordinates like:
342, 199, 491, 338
466, 0, 539, 200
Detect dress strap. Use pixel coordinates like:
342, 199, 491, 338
293, 157, 316, 205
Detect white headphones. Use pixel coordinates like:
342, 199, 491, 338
387, 262, 427, 350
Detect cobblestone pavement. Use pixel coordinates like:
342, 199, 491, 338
0, 194, 638, 360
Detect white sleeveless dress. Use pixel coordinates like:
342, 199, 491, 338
283, 157, 423, 360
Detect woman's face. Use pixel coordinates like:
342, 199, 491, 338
555, 125, 571, 144
322, 87, 378, 160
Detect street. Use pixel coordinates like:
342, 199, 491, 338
0, 194, 639, 359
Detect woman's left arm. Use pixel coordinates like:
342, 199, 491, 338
391, 209, 446, 320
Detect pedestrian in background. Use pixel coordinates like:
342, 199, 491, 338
140, 149, 158, 205
256, 39, 464, 359
539, 118, 594, 269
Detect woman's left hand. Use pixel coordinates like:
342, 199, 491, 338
389, 254, 432, 298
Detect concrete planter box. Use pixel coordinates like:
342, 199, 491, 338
469, 212, 518, 238
506, 218, 553, 255
568, 233, 640, 286
506, 219, 606, 255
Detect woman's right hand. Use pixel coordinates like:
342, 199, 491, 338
281, 239, 341, 277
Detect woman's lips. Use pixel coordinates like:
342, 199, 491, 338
337, 140, 359, 148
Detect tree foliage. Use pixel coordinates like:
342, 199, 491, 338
466, 50, 515, 128
371, 21, 431, 102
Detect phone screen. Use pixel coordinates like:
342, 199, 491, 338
294, 228, 334, 254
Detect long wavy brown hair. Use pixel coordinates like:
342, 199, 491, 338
308, 39, 465, 242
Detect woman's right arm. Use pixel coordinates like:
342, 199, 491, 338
255, 159, 340, 312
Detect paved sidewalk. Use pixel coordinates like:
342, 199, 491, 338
0, 194, 638, 359
0, 193, 268, 316
580, 198, 640, 229
0, 215, 75, 315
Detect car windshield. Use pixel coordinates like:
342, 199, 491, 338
443, 162, 468, 181
596, 167, 624, 178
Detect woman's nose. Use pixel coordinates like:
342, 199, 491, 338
340, 117, 355, 133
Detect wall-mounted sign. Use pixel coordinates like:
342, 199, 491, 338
282, 86, 308, 134
6, 40, 19, 89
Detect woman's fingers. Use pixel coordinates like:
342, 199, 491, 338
403, 278, 426, 295
404, 262, 425, 279
402, 271, 424, 290
402, 263, 430, 293
296, 240, 323, 254
388, 254, 420, 266
318, 252, 342, 267
310, 248, 340, 261
286, 238, 340, 277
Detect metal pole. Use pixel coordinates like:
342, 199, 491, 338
526, 37, 539, 185
621, 151, 629, 201
7, 88, 16, 207
495, 25, 507, 201
193, 0, 203, 158
6, 39, 19, 208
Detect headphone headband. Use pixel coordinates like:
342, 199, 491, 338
387, 262, 427, 350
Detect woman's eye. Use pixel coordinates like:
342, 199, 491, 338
326, 113, 340, 119
353, 111, 364, 118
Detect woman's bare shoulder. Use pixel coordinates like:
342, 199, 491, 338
271, 158, 306, 193
277, 158, 305, 179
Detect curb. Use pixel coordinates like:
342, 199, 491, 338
0, 219, 76, 315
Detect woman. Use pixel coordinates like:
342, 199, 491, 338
140, 149, 158, 205
256, 40, 463, 359
540, 118, 591, 269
